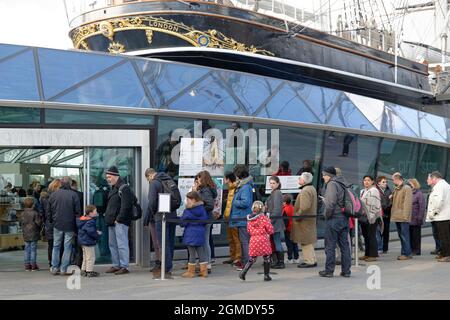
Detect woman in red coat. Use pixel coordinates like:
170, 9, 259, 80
239, 201, 274, 281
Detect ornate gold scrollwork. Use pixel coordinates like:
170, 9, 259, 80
146, 29, 154, 44
70, 15, 274, 56
99, 21, 115, 41
108, 42, 125, 54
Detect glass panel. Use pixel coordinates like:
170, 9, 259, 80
448, 150, 450, 180
322, 131, 378, 190
0, 44, 27, 60
45, 109, 154, 126
39, 48, 122, 100
295, 84, 338, 123
416, 144, 447, 189
137, 60, 209, 107
0, 107, 40, 123
257, 84, 322, 123
383, 104, 418, 137
0, 49, 39, 101
419, 112, 447, 143
54, 62, 150, 108
88, 148, 135, 263
0, 150, 21, 162
55, 154, 84, 167
228, 73, 281, 116
345, 93, 384, 130
377, 139, 419, 181
167, 72, 246, 116
389, 104, 420, 136
327, 96, 377, 131
23, 150, 60, 164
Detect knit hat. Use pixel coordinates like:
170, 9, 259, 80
106, 166, 120, 176
322, 166, 336, 177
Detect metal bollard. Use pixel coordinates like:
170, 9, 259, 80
160, 212, 167, 280
355, 218, 359, 267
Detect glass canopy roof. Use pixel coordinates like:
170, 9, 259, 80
0, 43, 449, 145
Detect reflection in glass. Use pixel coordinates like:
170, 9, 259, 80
377, 139, 419, 180
416, 144, 447, 189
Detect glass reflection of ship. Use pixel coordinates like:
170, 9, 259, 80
66, 0, 430, 112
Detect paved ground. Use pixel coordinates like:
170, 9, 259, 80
0, 236, 448, 300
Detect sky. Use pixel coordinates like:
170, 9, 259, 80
0, 0, 73, 49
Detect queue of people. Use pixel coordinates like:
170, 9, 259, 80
19, 163, 450, 282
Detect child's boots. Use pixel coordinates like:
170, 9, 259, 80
182, 263, 196, 278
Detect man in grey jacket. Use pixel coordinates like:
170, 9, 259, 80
319, 167, 352, 278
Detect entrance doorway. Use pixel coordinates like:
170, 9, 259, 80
0, 129, 150, 270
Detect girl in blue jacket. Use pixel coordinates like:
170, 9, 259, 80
180, 191, 209, 278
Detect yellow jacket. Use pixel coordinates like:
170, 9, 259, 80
224, 182, 237, 219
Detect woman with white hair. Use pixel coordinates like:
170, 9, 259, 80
292, 172, 318, 268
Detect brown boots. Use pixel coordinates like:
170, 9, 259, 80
182, 263, 196, 278
181, 262, 208, 278
199, 262, 208, 278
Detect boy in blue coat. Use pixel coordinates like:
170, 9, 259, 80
76, 205, 102, 277
180, 191, 208, 278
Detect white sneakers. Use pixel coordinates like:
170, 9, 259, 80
286, 259, 300, 264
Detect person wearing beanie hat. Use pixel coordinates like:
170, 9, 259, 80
322, 166, 336, 177
106, 166, 120, 176
318, 166, 352, 278
104, 165, 134, 275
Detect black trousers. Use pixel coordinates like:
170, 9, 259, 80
436, 220, 450, 257
431, 222, 441, 252
409, 225, 422, 255
361, 221, 378, 257
382, 216, 391, 252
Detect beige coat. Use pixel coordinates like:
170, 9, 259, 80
391, 183, 413, 223
291, 185, 317, 245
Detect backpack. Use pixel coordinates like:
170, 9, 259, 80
335, 181, 368, 223
156, 178, 182, 212
118, 184, 143, 221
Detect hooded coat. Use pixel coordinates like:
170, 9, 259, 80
76, 216, 99, 246
180, 202, 208, 246
145, 172, 178, 225
247, 212, 274, 257
229, 176, 254, 228
323, 175, 348, 220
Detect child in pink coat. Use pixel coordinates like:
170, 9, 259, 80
239, 201, 274, 281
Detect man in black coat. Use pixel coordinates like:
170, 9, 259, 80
49, 176, 81, 275
71, 179, 84, 268
104, 166, 134, 275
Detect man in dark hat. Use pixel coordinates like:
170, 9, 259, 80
104, 166, 134, 275
318, 166, 352, 278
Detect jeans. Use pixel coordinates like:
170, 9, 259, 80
201, 224, 212, 264
51, 228, 74, 273
324, 217, 351, 274
209, 225, 215, 259
108, 223, 130, 269
238, 226, 250, 264
284, 231, 299, 260
187, 246, 208, 263
156, 221, 176, 272
24, 241, 37, 265
272, 231, 284, 252
395, 222, 412, 256
375, 224, 383, 252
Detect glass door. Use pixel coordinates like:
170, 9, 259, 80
86, 147, 136, 264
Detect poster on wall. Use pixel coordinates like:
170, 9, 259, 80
265, 175, 301, 194
203, 136, 224, 177
179, 138, 203, 177
179, 137, 225, 177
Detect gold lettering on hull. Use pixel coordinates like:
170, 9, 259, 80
70, 16, 274, 56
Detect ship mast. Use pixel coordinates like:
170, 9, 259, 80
435, 0, 449, 69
